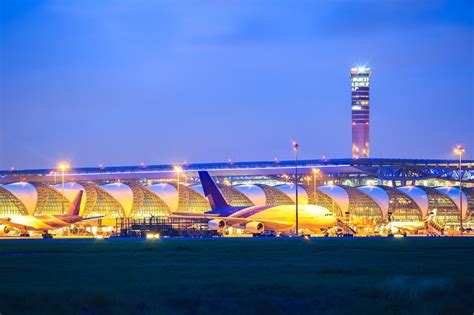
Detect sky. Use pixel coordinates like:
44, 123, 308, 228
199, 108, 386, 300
0, 0, 473, 170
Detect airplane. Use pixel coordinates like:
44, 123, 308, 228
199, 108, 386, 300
172, 171, 338, 235
0, 190, 103, 238
384, 209, 443, 236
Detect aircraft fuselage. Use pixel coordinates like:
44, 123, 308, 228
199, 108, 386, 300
220, 204, 337, 232
4, 215, 84, 232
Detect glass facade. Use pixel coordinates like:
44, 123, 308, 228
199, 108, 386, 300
351, 67, 371, 158
33, 183, 71, 215
217, 184, 254, 207
345, 186, 383, 225
175, 184, 210, 213
89, 186, 125, 219
383, 186, 422, 222
257, 184, 294, 206
422, 187, 459, 226
305, 187, 343, 217
130, 185, 170, 217
0, 187, 28, 216
465, 188, 474, 218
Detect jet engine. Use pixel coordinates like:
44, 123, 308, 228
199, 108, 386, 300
245, 221, 264, 234
0, 225, 11, 235
208, 219, 226, 230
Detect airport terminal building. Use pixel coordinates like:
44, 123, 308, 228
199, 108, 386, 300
1, 158, 473, 232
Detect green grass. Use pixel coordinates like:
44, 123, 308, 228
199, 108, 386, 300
0, 237, 473, 315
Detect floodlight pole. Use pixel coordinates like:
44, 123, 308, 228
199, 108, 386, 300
458, 150, 463, 234
62, 169, 65, 214
293, 142, 300, 236
454, 145, 465, 234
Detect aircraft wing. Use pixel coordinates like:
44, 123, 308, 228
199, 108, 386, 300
0, 218, 30, 231
171, 213, 292, 230
171, 212, 220, 218
81, 215, 105, 221
387, 222, 426, 233
221, 217, 292, 230
395, 226, 422, 233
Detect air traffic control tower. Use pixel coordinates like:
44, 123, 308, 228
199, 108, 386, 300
351, 67, 371, 158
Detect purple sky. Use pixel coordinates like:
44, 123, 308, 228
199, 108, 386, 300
1, 0, 473, 170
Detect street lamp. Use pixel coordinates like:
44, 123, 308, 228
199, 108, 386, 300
173, 165, 182, 198
312, 168, 320, 205
292, 141, 300, 235
57, 162, 70, 214
454, 145, 465, 234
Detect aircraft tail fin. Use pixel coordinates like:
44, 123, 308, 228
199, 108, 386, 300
198, 171, 230, 210
66, 190, 83, 216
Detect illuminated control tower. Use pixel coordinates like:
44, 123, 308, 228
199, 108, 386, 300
351, 67, 371, 158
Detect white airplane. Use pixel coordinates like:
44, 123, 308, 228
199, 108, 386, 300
173, 171, 338, 235
0, 191, 103, 238
385, 210, 442, 236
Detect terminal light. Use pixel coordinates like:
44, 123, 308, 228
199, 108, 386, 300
57, 162, 70, 214
57, 162, 70, 171
292, 140, 299, 151
454, 145, 465, 156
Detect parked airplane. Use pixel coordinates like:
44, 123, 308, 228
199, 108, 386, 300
0, 191, 103, 238
385, 210, 443, 236
173, 171, 338, 235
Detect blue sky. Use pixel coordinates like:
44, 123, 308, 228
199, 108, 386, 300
1, 0, 473, 169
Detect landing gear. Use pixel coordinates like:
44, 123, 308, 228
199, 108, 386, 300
19, 232, 30, 237
42, 232, 53, 239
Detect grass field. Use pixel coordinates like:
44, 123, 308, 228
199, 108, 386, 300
0, 237, 473, 315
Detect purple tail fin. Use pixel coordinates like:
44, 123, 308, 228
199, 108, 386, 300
198, 171, 230, 210
66, 190, 83, 216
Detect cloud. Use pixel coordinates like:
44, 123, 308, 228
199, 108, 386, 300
176, 0, 473, 48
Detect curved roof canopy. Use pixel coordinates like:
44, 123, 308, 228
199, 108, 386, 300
51, 182, 87, 214
2, 182, 38, 215
100, 183, 134, 216
397, 186, 429, 218
233, 185, 266, 206
189, 185, 205, 197
147, 183, 179, 212
435, 186, 468, 219
357, 186, 390, 219
274, 184, 308, 205
316, 185, 349, 213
